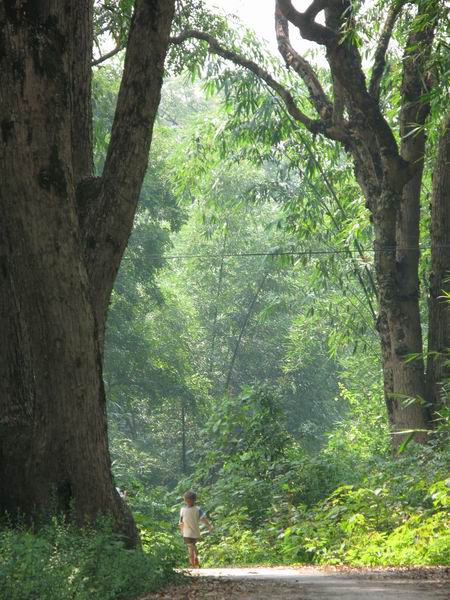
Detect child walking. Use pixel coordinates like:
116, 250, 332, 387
179, 490, 213, 568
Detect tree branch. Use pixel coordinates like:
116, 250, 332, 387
277, 0, 337, 45
224, 271, 268, 394
170, 29, 324, 134
92, 43, 125, 66
274, 3, 333, 122
84, 0, 175, 338
276, 0, 408, 178
369, 2, 404, 102
304, 0, 330, 20
321, 0, 410, 186
399, 4, 436, 150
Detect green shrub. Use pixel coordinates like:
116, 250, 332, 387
135, 511, 185, 567
0, 518, 179, 600
197, 450, 450, 567
199, 526, 277, 566
269, 476, 450, 566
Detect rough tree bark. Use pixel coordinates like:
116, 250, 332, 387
0, 0, 175, 545
171, 0, 447, 446
386, 10, 436, 439
427, 114, 450, 415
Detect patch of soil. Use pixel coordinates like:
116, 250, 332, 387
141, 578, 304, 600
140, 566, 450, 600
317, 565, 450, 581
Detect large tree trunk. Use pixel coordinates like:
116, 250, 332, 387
0, 0, 174, 546
371, 186, 429, 447
0, 0, 130, 535
349, 112, 430, 445
427, 114, 450, 416
382, 12, 436, 444
68, 0, 94, 183
322, 0, 432, 446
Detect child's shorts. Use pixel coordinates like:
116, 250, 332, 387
183, 537, 199, 545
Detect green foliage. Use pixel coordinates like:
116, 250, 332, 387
200, 386, 290, 470
324, 381, 389, 468
275, 470, 450, 566
198, 527, 275, 567
94, 0, 133, 49
179, 387, 296, 525
198, 459, 450, 568
92, 14, 449, 574
184, 382, 449, 567
131, 488, 186, 566
0, 519, 179, 600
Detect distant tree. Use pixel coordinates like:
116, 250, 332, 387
0, 0, 174, 545
171, 0, 450, 446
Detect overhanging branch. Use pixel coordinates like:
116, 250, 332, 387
170, 29, 325, 135
277, 0, 337, 45
274, 4, 333, 122
369, 2, 404, 102
92, 43, 125, 66
325, 0, 411, 184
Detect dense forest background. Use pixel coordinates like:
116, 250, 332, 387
100, 45, 449, 565
1, 1, 449, 598
102, 71, 381, 486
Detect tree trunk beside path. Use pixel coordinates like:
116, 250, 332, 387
0, 0, 175, 545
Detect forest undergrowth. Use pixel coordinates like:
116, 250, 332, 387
131, 388, 450, 570
2, 391, 448, 600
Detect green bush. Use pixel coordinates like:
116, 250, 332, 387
0, 519, 179, 600
274, 475, 450, 565
188, 388, 450, 568
200, 474, 450, 567
199, 525, 277, 566
135, 512, 185, 567
185, 380, 450, 568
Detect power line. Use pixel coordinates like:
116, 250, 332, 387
152, 244, 444, 261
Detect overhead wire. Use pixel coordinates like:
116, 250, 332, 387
150, 243, 446, 261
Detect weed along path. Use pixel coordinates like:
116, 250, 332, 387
142, 566, 450, 599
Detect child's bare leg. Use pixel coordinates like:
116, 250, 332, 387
193, 545, 200, 568
188, 543, 196, 567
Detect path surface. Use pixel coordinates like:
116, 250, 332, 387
143, 566, 450, 599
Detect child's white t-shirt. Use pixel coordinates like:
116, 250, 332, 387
179, 505, 205, 539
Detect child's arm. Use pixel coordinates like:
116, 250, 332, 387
179, 509, 184, 534
201, 515, 213, 531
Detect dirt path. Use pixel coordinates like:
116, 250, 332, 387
143, 566, 449, 599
